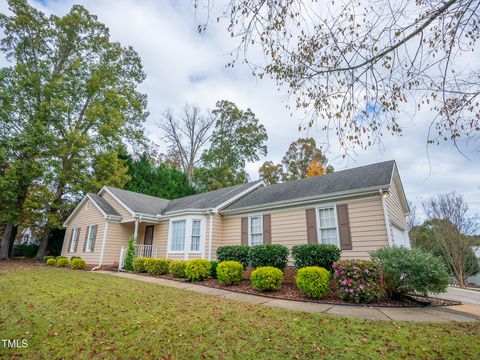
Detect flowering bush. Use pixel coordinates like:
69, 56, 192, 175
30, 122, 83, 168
295, 266, 330, 299
333, 260, 384, 303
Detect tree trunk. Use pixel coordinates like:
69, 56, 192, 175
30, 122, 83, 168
8, 225, 18, 258
0, 221, 15, 260
35, 229, 51, 260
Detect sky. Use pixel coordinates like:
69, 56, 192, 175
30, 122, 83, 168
2, 0, 479, 219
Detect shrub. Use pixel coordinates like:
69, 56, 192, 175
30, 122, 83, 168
46, 258, 56, 266
185, 259, 211, 281
71, 258, 86, 270
70, 256, 82, 261
43, 256, 55, 263
248, 244, 289, 270
124, 235, 135, 271
169, 260, 187, 278
333, 260, 384, 303
251, 266, 284, 291
217, 261, 244, 285
210, 261, 219, 279
56, 258, 69, 267
217, 245, 250, 268
371, 247, 450, 298
133, 258, 148, 273
291, 244, 341, 271
13, 244, 39, 258
55, 256, 67, 260
144, 258, 171, 276
296, 266, 331, 299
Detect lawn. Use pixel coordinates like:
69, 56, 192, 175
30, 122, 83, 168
1, 263, 479, 359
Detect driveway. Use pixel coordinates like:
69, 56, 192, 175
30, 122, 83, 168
436, 287, 480, 305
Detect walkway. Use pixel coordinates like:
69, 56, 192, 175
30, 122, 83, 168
98, 271, 480, 323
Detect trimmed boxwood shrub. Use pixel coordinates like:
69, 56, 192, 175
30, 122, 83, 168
70, 256, 82, 260
217, 245, 250, 268
248, 244, 289, 270
56, 256, 67, 260
333, 260, 385, 303
144, 258, 171, 276
185, 259, 211, 281
210, 261, 219, 279
43, 256, 55, 263
56, 258, 69, 267
133, 258, 148, 273
371, 247, 450, 298
217, 261, 244, 285
71, 258, 86, 270
169, 260, 187, 278
46, 258, 56, 266
291, 244, 341, 271
251, 266, 284, 291
296, 266, 331, 299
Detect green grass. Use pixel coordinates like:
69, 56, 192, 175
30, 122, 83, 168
1, 265, 479, 359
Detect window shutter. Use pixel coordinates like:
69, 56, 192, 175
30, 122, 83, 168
337, 204, 352, 250
241, 217, 248, 245
305, 208, 318, 244
68, 229, 74, 253
83, 227, 89, 252
74, 229, 80, 252
91, 225, 98, 252
263, 214, 271, 245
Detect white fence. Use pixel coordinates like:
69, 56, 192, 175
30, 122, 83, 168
118, 244, 159, 271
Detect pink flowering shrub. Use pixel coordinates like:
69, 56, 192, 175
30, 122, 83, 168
333, 260, 385, 303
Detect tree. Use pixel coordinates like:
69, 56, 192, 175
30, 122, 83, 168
124, 153, 196, 199
0, 1, 148, 259
258, 161, 283, 185
198, 0, 480, 152
306, 159, 326, 178
196, 100, 268, 191
157, 104, 214, 181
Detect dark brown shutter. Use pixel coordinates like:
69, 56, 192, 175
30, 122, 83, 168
241, 217, 248, 245
337, 204, 352, 250
90, 225, 98, 252
74, 229, 80, 252
67, 229, 74, 253
83, 227, 89, 252
263, 214, 271, 245
305, 208, 318, 244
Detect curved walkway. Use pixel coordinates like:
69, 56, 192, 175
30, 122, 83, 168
98, 271, 480, 323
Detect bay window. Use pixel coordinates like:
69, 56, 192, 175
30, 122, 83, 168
168, 217, 205, 254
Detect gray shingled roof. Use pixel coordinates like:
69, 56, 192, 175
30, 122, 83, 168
223, 161, 396, 211
104, 186, 170, 215
163, 181, 262, 214
88, 193, 121, 217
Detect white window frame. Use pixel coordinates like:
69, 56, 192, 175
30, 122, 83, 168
85, 225, 95, 252
69, 227, 80, 253
248, 214, 263, 247
167, 216, 206, 257
315, 204, 340, 247
85, 201, 91, 211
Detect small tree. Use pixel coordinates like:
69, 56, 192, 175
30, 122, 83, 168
124, 235, 135, 271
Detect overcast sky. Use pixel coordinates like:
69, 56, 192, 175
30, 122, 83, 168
3, 0, 480, 218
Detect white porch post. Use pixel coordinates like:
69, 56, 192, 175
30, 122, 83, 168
208, 214, 213, 261
134, 220, 139, 242
98, 220, 109, 267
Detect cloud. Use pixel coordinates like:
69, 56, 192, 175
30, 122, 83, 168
3, 0, 479, 219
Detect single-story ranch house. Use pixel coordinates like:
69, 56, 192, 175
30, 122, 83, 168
61, 160, 410, 268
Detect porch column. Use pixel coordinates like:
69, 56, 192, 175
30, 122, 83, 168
134, 220, 139, 242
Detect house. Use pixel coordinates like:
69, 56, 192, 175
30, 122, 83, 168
61, 160, 410, 268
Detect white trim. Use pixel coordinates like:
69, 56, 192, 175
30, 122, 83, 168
97, 221, 109, 267
98, 186, 135, 216
248, 214, 264, 246
381, 194, 394, 247
315, 204, 341, 247
63, 194, 121, 227
167, 215, 207, 260
208, 214, 213, 261
220, 187, 387, 215
134, 220, 139, 241
212, 181, 265, 212
69, 227, 80, 253
85, 225, 95, 252
391, 163, 410, 215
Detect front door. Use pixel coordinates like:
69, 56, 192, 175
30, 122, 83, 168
144, 225, 154, 246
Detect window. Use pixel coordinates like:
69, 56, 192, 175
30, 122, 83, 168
170, 220, 186, 252
249, 215, 263, 246
69, 228, 80, 252
191, 220, 201, 251
317, 206, 339, 246
85, 225, 95, 252
85, 201, 91, 210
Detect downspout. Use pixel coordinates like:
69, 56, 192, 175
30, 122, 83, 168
380, 189, 394, 247
208, 210, 214, 261
92, 218, 110, 271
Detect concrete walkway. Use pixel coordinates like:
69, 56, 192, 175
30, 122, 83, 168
98, 271, 480, 323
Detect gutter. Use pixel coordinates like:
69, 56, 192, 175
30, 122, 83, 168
207, 209, 215, 261
91, 217, 112, 271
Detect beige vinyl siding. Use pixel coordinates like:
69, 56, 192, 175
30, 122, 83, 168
61, 200, 105, 264
152, 221, 169, 258
386, 178, 407, 229
100, 191, 131, 219
207, 214, 223, 260
221, 195, 389, 261
101, 222, 132, 265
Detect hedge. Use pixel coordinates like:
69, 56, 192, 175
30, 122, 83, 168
217, 245, 250, 268
291, 244, 341, 271
144, 258, 171, 276
185, 259, 211, 281
248, 244, 289, 270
